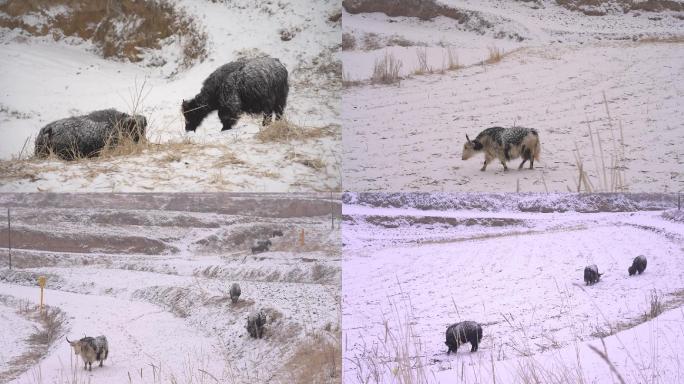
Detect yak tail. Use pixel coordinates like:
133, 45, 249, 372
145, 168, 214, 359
533, 138, 541, 161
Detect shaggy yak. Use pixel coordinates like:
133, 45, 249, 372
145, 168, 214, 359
34, 109, 147, 160
246, 311, 267, 339
462, 126, 541, 171
182, 56, 289, 132
584, 264, 603, 285
445, 321, 483, 354
628, 255, 647, 276
230, 282, 241, 303
66, 335, 109, 371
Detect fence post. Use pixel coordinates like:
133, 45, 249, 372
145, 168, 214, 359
7, 208, 10, 270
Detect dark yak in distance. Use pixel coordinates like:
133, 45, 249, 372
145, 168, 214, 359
628, 255, 647, 276
445, 321, 483, 354
584, 264, 603, 285
182, 56, 289, 132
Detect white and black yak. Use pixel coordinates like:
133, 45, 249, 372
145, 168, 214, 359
251, 239, 272, 254
182, 56, 289, 132
584, 264, 603, 285
445, 321, 483, 354
66, 335, 109, 371
628, 255, 647, 276
34, 109, 147, 160
461, 127, 541, 171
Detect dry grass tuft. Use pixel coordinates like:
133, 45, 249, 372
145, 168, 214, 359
413, 47, 432, 75
255, 120, 335, 143
371, 52, 402, 85
485, 46, 504, 64
0, 0, 208, 69
283, 331, 341, 384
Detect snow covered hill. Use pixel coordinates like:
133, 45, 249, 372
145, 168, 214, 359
343, 192, 684, 383
0, 193, 341, 383
0, 0, 341, 192
342, 0, 684, 192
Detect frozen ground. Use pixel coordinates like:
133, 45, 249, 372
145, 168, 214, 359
342, 193, 684, 383
0, 193, 341, 384
342, 0, 684, 192
0, 0, 341, 192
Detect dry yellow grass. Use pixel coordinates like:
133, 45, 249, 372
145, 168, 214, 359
0, 0, 207, 68
255, 120, 336, 143
282, 331, 341, 384
485, 46, 504, 64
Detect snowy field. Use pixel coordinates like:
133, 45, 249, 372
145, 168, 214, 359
342, 193, 684, 383
0, 0, 341, 192
0, 193, 341, 384
342, 0, 684, 192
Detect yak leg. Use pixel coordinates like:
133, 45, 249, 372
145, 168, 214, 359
262, 111, 273, 126
518, 158, 528, 170
500, 158, 509, 171
480, 154, 493, 171
471, 341, 478, 352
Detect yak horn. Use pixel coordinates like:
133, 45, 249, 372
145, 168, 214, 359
466, 134, 471, 143
65, 336, 72, 343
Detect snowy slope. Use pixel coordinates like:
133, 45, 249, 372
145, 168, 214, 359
0, 194, 341, 383
342, 196, 684, 383
0, 0, 341, 192
342, 0, 684, 192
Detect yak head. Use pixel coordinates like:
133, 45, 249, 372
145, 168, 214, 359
628, 265, 636, 275
181, 99, 206, 132
462, 134, 484, 160
66, 337, 85, 355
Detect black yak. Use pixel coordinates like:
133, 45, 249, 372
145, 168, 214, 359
182, 56, 289, 132
462, 127, 541, 171
34, 109, 147, 160
230, 282, 241, 303
445, 321, 483, 354
628, 255, 647, 276
584, 264, 603, 285
246, 311, 266, 339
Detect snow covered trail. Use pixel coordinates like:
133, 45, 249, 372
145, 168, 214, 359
342, 203, 684, 383
1, 283, 224, 384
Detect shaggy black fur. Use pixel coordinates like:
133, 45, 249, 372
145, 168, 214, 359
34, 109, 147, 160
628, 255, 647, 276
584, 264, 602, 285
251, 239, 271, 254
246, 311, 267, 338
230, 283, 241, 303
182, 56, 288, 132
445, 321, 483, 354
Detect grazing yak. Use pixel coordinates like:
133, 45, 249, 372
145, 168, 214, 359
445, 321, 483, 354
628, 255, 647, 276
66, 335, 109, 371
462, 127, 541, 171
251, 239, 272, 254
35, 109, 147, 160
182, 56, 289, 132
230, 282, 241, 303
272, 229, 284, 237
246, 311, 267, 339
584, 264, 603, 285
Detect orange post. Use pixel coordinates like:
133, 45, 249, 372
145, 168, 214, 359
38, 276, 46, 309
299, 228, 305, 246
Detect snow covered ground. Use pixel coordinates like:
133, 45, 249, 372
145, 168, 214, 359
0, 193, 341, 384
342, 0, 684, 192
0, 0, 341, 192
342, 193, 684, 383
